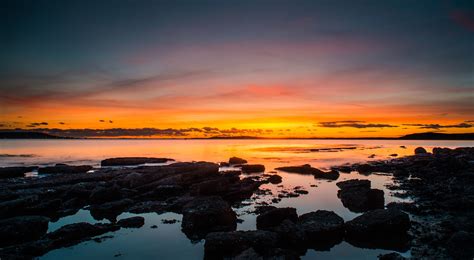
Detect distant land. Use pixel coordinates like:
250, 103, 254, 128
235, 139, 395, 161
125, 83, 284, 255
1, 131, 474, 140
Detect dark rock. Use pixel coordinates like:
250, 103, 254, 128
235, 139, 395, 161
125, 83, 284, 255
89, 199, 134, 221
0, 166, 37, 179
219, 162, 230, 167
386, 202, 419, 214
378, 252, 406, 260
0, 195, 39, 218
47, 222, 120, 247
336, 179, 384, 212
239, 164, 265, 173
101, 157, 173, 166
298, 210, 344, 250
150, 225, 158, 229
276, 164, 339, 180
89, 185, 122, 204
117, 216, 144, 228
257, 207, 298, 230
390, 154, 398, 157
162, 219, 178, 224
204, 230, 278, 259
182, 196, 237, 239
268, 174, 282, 184
38, 164, 92, 174
414, 147, 427, 154
0, 216, 49, 247
345, 209, 411, 251
190, 178, 233, 196
229, 157, 247, 165
446, 231, 474, 259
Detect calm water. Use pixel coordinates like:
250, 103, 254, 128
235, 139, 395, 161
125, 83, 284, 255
2, 139, 474, 259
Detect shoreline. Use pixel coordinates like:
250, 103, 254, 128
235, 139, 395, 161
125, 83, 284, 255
0, 148, 473, 259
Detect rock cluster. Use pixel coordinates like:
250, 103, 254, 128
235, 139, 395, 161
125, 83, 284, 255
336, 179, 384, 212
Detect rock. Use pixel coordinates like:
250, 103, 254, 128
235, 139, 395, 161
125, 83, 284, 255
390, 154, 398, 157
446, 231, 474, 259
0, 216, 49, 247
204, 230, 278, 259
181, 196, 237, 239
190, 178, 233, 196
257, 207, 298, 230
0, 195, 39, 218
117, 216, 145, 228
89, 185, 122, 204
414, 147, 427, 154
378, 252, 406, 260
345, 209, 411, 251
298, 210, 344, 250
270, 219, 305, 248
47, 222, 120, 247
89, 199, 134, 221
276, 164, 339, 180
239, 164, 265, 173
38, 164, 92, 174
0, 166, 37, 179
336, 179, 384, 212
229, 157, 247, 165
267, 174, 282, 184
101, 157, 173, 166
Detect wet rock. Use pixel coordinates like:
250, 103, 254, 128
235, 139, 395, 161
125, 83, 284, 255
117, 216, 145, 228
0, 195, 39, 218
239, 164, 265, 173
0, 166, 37, 179
0, 216, 49, 247
345, 208, 411, 251
145, 184, 184, 199
47, 222, 120, 248
162, 219, 178, 224
181, 196, 237, 239
101, 157, 173, 166
38, 164, 93, 174
204, 230, 278, 259
257, 207, 298, 230
298, 210, 344, 250
414, 147, 427, 154
276, 164, 339, 180
336, 179, 384, 212
446, 231, 474, 259
190, 177, 234, 196
386, 202, 419, 214
378, 252, 406, 260
267, 174, 282, 184
229, 157, 247, 165
390, 154, 398, 157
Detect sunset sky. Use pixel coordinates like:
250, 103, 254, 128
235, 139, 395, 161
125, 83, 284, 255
1, 0, 473, 138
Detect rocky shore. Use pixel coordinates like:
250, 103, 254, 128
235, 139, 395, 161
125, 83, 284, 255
0, 147, 473, 259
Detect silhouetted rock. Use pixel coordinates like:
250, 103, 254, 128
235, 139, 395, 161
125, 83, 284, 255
267, 174, 282, 184
182, 196, 237, 239
257, 207, 298, 230
38, 164, 92, 174
336, 179, 384, 212
345, 208, 410, 251
414, 147, 427, 154
47, 222, 120, 247
89, 185, 122, 204
446, 231, 474, 260
117, 216, 145, 228
0, 216, 49, 247
101, 157, 173, 166
239, 164, 265, 173
229, 157, 247, 165
276, 164, 339, 180
0, 166, 37, 179
298, 210, 344, 250
89, 199, 134, 221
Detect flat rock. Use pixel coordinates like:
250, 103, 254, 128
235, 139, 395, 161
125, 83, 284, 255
38, 164, 92, 174
117, 216, 145, 228
336, 179, 384, 212
276, 164, 339, 180
239, 164, 265, 173
298, 210, 344, 250
101, 157, 174, 166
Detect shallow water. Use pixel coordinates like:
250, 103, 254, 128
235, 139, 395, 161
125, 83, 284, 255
1, 139, 473, 259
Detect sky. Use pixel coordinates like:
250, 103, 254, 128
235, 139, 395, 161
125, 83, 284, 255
1, 0, 473, 138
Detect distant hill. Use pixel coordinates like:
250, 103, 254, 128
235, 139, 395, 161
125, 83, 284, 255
0, 131, 71, 139
399, 132, 474, 140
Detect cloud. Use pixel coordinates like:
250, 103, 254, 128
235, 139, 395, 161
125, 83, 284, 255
318, 121, 398, 128
402, 122, 473, 129
26, 122, 48, 128
1, 127, 272, 138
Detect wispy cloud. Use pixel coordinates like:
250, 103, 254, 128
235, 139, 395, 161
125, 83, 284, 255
318, 121, 398, 128
402, 122, 473, 129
